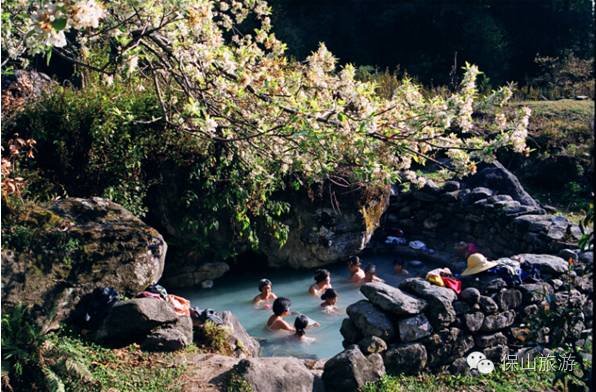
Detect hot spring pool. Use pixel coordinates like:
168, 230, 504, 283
178, 254, 431, 360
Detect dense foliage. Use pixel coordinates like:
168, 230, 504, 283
2, 0, 532, 256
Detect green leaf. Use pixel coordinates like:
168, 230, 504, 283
52, 18, 67, 31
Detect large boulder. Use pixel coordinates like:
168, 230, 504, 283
322, 346, 385, 391
232, 357, 323, 392
1, 197, 166, 330
360, 282, 427, 316
94, 298, 192, 351
340, 318, 363, 344
464, 161, 541, 208
261, 183, 390, 268
399, 278, 457, 327
346, 300, 396, 340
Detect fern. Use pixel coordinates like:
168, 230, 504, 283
43, 367, 66, 392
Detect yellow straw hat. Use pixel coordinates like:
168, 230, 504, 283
461, 253, 498, 276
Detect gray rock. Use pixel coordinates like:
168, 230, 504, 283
423, 328, 475, 369
467, 187, 493, 203
1, 197, 167, 330
488, 194, 513, 203
479, 296, 499, 314
449, 357, 471, 376
398, 314, 433, 342
492, 289, 523, 311
218, 311, 260, 357
516, 346, 552, 366
399, 278, 457, 327
346, 300, 395, 340
360, 282, 427, 316
384, 343, 428, 375
475, 332, 508, 349
518, 254, 568, 276
322, 346, 385, 391
358, 336, 388, 354
554, 290, 586, 308
575, 274, 593, 295
142, 315, 193, 351
522, 304, 540, 318
442, 181, 461, 192
234, 357, 322, 392
481, 310, 516, 332
579, 251, 593, 265
519, 282, 554, 303
558, 249, 579, 262
483, 345, 509, 364
440, 190, 460, 202
1, 70, 54, 116
340, 318, 362, 344
464, 161, 540, 208
261, 183, 390, 268
454, 301, 472, 315
583, 300, 593, 328
95, 298, 180, 348
461, 288, 481, 305
464, 312, 485, 332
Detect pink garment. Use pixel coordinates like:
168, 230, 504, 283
137, 291, 163, 300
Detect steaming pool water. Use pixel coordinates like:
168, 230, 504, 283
179, 254, 432, 360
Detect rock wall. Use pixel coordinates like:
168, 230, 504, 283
380, 163, 582, 259
333, 252, 592, 379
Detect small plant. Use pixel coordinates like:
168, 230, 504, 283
194, 321, 233, 355
527, 258, 592, 391
1, 304, 46, 389
226, 372, 253, 392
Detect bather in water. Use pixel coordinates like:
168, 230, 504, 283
253, 278, 277, 309
309, 269, 332, 296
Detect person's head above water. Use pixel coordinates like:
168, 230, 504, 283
365, 264, 376, 275
347, 256, 361, 271
294, 314, 309, 337
258, 278, 272, 292
320, 288, 338, 304
348, 256, 361, 266
272, 297, 291, 316
314, 269, 331, 284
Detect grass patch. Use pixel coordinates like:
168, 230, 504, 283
45, 331, 187, 392
362, 365, 560, 392
512, 99, 594, 160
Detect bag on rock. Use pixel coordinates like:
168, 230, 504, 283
146, 284, 168, 300
70, 287, 119, 330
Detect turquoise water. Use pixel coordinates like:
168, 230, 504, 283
179, 255, 429, 360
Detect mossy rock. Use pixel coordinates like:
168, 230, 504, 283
1, 197, 167, 330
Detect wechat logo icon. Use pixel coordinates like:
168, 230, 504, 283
466, 351, 495, 374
